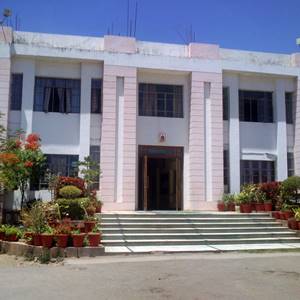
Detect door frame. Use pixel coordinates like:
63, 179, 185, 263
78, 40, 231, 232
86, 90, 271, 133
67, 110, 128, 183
138, 145, 184, 211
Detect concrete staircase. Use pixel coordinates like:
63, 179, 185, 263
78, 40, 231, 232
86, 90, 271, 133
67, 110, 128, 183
98, 212, 300, 253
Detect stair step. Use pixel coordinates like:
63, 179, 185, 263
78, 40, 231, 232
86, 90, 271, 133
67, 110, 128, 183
102, 232, 295, 240
102, 236, 300, 246
102, 226, 288, 233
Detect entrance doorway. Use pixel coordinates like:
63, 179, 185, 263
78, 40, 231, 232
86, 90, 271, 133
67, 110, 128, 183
138, 146, 183, 210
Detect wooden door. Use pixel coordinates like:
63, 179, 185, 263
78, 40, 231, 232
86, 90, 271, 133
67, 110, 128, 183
175, 157, 181, 210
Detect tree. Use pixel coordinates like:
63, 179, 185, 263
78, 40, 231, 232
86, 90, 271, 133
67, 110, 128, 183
0, 133, 45, 209
78, 156, 101, 195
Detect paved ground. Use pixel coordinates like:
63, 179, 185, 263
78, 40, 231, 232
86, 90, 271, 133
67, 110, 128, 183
0, 252, 300, 299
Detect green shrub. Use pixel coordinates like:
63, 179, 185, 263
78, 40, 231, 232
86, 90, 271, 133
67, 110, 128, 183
281, 176, 300, 201
59, 185, 82, 199
222, 194, 235, 204
56, 197, 89, 220
4, 226, 22, 238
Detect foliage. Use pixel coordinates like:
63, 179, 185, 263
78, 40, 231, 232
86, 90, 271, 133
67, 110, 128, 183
56, 198, 89, 220
54, 223, 72, 235
280, 203, 297, 212
78, 156, 101, 194
45, 171, 60, 201
281, 176, 300, 201
258, 181, 281, 204
0, 133, 45, 208
294, 208, 300, 221
4, 225, 22, 238
42, 225, 54, 234
235, 184, 257, 204
21, 202, 47, 234
222, 194, 235, 204
59, 185, 82, 199
56, 176, 86, 199
71, 229, 81, 235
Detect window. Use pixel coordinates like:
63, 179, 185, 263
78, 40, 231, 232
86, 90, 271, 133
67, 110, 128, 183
139, 83, 183, 118
285, 92, 294, 124
239, 90, 273, 123
10, 73, 23, 110
89, 145, 100, 190
223, 87, 229, 120
223, 150, 230, 193
241, 160, 275, 186
287, 152, 294, 177
34, 77, 81, 113
91, 79, 102, 114
31, 154, 79, 190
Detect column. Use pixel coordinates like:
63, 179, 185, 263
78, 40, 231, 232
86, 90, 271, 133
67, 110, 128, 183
275, 79, 288, 180
20, 59, 35, 135
294, 78, 300, 175
100, 65, 137, 210
228, 75, 241, 194
79, 63, 92, 161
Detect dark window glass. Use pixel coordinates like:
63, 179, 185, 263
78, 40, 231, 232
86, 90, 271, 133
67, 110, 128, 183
240, 160, 275, 186
223, 150, 230, 193
139, 83, 183, 118
34, 77, 81, 113
223, 87, 229, 121
10, 74, 23, 110
89, 145, 100, 190
287, 152, 294, 177
285, 92, 294, 124
91, 79, 102, 114
239, 90, 273, 123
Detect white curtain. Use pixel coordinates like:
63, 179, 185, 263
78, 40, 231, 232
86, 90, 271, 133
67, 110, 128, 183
43, 87, 52, 112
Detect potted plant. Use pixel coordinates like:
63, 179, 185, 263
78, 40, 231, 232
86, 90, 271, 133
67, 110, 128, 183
217, 200, 225, 212
54, 223, 71, 248
0, 225, 5, 240
223, 194, 235, 211
235, 190, 252, 213
263, 199, 273, 212
41, 226, 54, 248
4, 226, 22, 242
84, 216, 98, 233
288, 217, 299, 230
87, 225, 101, 247
254, 189, 266, 212
71, 229, 85, 247
281, 203, 294, 220
294, 208, 300, 230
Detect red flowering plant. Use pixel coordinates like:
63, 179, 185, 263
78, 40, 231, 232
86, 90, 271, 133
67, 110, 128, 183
258, 181, 282, 207
0, 133, 45, 209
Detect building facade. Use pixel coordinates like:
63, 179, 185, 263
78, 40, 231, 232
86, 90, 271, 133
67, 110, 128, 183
1, 27, 300, 211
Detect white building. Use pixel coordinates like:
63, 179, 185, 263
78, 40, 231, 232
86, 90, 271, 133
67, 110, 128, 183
1, 27, 300, 211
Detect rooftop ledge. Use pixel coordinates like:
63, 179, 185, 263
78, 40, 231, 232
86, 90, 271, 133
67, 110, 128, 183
1, 27, 299, 68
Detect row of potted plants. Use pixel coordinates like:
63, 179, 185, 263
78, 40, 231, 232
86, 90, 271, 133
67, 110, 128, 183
0, 225, 22, 242
272, 207, 300, 231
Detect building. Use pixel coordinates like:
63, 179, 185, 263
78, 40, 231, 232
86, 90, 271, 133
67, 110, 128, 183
0, 26, 300, 211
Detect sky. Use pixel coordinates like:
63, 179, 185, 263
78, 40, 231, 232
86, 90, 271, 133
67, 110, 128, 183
0, 0, 300, 54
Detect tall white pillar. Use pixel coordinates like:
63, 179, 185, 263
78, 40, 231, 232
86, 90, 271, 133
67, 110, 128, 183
275, 79, 288, 180
21, 59, 35, 135
228, 75, 241, 194
79, 63, 92, 161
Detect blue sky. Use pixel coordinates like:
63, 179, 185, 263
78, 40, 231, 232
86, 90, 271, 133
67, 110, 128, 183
1, 0, 299, 53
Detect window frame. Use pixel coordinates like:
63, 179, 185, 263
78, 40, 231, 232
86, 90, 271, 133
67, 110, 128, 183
138, 83, 184, 118
285, 92, 294, 125
240, 160, 275, 186
34, 77, 81, 113
223, 87, 229, 121
239, 90, 274, 123
10, 73, 23, 111
287, 152, 295, 177
91, 79, 102, 114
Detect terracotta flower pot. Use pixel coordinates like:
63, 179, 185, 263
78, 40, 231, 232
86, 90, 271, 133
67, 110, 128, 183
96, 206, 102, 213
264, 203, 273, 212
72, 234, 85, 247
87, 233, 101, 247
279, 211, 286, 220
255, 203, 265, 212
0, 232, 4, 240
84, 221, 97, 233
227, 203, 235, 212
298, 221, 300, 230
283, 211, 294, 220
6, 234, 17, 242
33, 234, 42, 246
240, 204, 252, 213
55, 234, 69, 248
272, 211, 279, 219
41, 234, 54, 248
217, 202, 225, 212
288, 218, 299, 230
